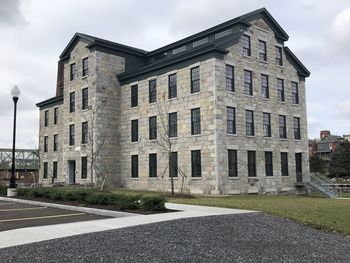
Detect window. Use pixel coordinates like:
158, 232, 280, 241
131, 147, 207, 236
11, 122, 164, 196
191, 108, 201, 135
44, 136, 48, 152
131, 119, 138, 142
82, 122, 88, 144
169, 152, 178, 178
44, 110, 49, 127
279, 115, 287, 138
81, 157, 87, 179
82, 88, 88, 110
244, 70, 253, 95
82, 58, 88, 77
246, 110, 254, 136
275, 46, 283, 66
228, 149, 238, 177
227, 107, 236, 134
53, 161, 58, 179
292, 82, 299, 104
265, 152, 273, 177
70, 63, 77, 81
261, 74, 269, 99
295, 153, 302, 182
54, 108, 58, 125
263, 112, 271, 137
281, 152, 289, 176
191, 66, 200, 93
69, 124, 75, 146
149, 153, 157, 178
191, 150, 201, 177
149, 79, 157, 103
277, 78, 285, 102
294, 117, 301, 140
242, 35, 251, 56
168, 73, 177, 99
247, 151, 256, 177
69, 92, 75, 113
131, 85, 138, 107
225, 65, 234, 92
259, 40, 267, 61
169, 112, 177, 137
43, 162, 48, 179
131, 155, 138, 178
149, 116, 157, 140
53, 134, 58, 152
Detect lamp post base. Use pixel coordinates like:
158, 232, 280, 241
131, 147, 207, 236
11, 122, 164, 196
7, 188, 17, 197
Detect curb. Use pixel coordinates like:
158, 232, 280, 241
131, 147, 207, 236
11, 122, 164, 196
0, 197, 138, 218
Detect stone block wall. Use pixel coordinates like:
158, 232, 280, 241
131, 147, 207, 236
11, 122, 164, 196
216, 18, 309, 194
39, 101, 64, 184
119, 59, 218, 194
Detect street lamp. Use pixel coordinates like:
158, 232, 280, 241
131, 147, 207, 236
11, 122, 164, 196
8, 85, 20, 196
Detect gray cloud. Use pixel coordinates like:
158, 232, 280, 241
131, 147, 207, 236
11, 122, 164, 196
0, 0, 26, 27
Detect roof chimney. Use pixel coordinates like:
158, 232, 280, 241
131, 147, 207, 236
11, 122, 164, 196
56, 60, 64, 96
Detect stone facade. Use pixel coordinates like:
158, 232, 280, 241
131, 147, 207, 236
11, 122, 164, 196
37, 9, 310, 194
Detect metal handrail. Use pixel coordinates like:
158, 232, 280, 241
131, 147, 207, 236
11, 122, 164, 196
310, 173, 342, 197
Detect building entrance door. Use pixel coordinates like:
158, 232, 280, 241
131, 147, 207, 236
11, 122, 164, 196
295, 153, 302, 183
68, 160, 76, 184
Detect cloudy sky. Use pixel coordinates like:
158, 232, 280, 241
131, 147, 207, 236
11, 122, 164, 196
0, 0, 349, 148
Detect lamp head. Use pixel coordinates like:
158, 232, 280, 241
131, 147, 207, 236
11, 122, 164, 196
11, 85, 20, 100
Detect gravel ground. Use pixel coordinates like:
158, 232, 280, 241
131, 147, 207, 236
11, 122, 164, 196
1, 213, 350, 263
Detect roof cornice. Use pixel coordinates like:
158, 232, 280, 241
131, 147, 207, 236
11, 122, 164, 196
36, 95, 63, 108
59, 33, 147, 60
284, 47, 310, 78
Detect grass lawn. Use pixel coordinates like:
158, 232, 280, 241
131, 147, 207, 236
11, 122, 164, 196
112, 189, 350, 235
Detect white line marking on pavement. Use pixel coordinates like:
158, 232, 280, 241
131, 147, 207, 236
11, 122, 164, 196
0, 213, 85, 223
0, 203, 18, 205
0, 207, 47, 212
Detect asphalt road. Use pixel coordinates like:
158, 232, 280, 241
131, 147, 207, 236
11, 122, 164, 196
0, 200, 109, 231
1, 213, 350, 262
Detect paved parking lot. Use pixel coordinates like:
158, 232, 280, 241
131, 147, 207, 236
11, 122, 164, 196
0, 200, 109, 232
1, 213, 350, 262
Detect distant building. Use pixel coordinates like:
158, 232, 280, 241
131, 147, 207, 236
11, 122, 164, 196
343, 134, 350, 142
308, 139, 317, 157
0, 148, 39, 186
312, 130, 345, 160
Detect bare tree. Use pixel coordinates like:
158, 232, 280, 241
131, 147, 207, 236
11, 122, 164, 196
156, 93, 187, 195
83, 107, 106, 190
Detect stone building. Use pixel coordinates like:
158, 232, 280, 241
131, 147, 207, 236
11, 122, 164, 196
36, 8, 310, 194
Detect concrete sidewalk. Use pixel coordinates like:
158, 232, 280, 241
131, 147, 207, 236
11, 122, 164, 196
0, 202, 256, 249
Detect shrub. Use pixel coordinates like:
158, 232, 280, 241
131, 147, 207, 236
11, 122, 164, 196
0, 185, 7, 196
17, 188, 32, 198
140, 196, 166, 211
74, 189, 93, 202
49, 190, 65, 201
15, 187, 166, 211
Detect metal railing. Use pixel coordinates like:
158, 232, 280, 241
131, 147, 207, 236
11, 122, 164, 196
309, 173, 342, 198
